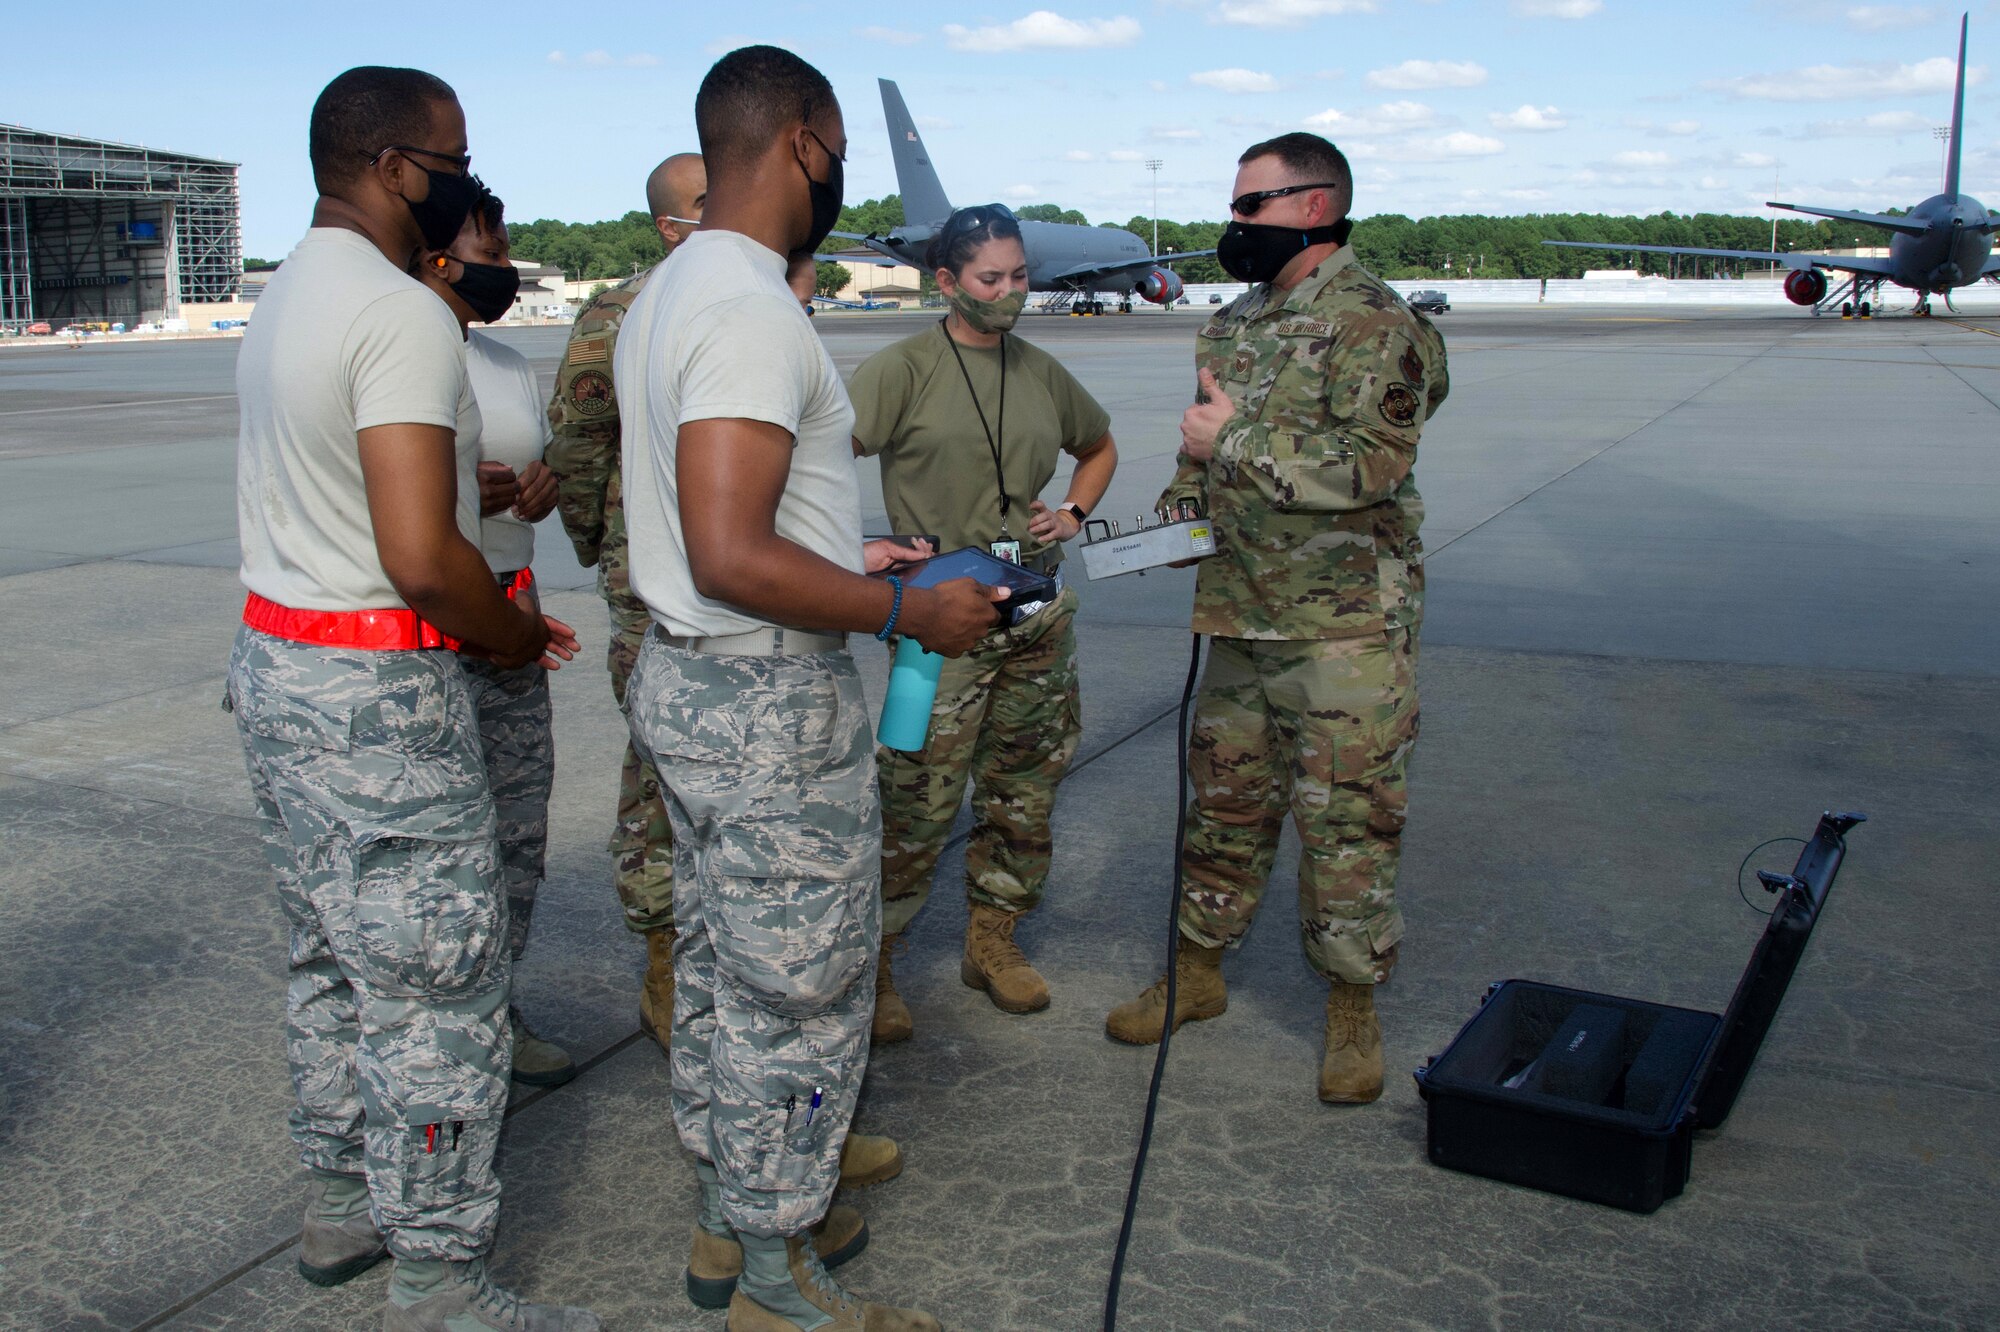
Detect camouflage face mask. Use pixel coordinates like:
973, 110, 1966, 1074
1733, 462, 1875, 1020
949, 287, 1027, 333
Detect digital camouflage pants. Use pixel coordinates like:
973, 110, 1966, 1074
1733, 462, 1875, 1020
461, 583, 553, 960
606, 582, 675, 932
1178, 628, 1419, 986
626, 633, 879, 1238
229, 627, 510, 1263
876, 587, 1083, 938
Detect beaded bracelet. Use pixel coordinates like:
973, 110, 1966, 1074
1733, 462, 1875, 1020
876, 574, 904, 641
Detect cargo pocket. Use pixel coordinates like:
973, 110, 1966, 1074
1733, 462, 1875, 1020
1246, 432, 1359, 512
390, 1116, 501, 1209
706, 831, 876, 1020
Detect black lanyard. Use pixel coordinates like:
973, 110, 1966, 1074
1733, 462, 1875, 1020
941, 319, 1010, 534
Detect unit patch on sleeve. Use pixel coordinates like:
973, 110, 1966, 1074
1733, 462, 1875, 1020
568, 369, 614, 415
1380, 382, 1420, 428
1399, 346, 1425, 386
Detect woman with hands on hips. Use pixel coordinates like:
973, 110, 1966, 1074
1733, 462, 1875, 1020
847, 202, 1118, 1042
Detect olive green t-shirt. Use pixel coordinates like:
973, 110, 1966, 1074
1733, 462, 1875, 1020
850, 322, 1111, 570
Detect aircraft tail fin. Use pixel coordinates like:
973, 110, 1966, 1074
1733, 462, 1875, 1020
879, 79, 953, 227
1946, 12, 1969, 199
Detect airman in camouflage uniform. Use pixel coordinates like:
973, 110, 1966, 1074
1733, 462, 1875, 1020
1108, 132, 1448, 1107
544, 153, 705, 1049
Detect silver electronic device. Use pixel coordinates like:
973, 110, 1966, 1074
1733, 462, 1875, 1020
1077, 501, 1218, 581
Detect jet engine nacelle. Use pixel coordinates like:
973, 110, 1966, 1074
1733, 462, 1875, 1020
1135, 268, 1184, 306
1784, 269, 1828, 306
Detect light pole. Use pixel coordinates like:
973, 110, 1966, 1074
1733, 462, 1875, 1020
1145, 158, 1163, 256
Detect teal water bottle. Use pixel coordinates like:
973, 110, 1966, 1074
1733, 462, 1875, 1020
878, 637, 943, 752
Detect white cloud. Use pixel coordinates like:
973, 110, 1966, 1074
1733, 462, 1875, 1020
1107, 149, 1146, 162
855, 24, 924, 45
1499, 187, 1552, 200
1664, 119, 1702, 135
1614, 150, 1673, 167
1409, 132, 1505, 159
1846, 5, 1936, 31
1062, 149, 1099, 162
1489, 104, 1567, 131
1366, 59, 1488, 90
1510, 0, 1601, 15
942, 11, 1142, 52
1002, 183, 1042, 200
1708, 57, 1977, 101
1734, 151, 1778, 167
1191, 67, 1280, 93
1698, 175, 1729, 189
1305, 100, 1438, 135
1213, 0, 1377, 27
547, 49, 659, 68
1152, 126, 1205, 140
1802, 109, 1935, 137
915, 116, 956, 132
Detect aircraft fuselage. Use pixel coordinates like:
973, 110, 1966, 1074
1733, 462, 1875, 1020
1889, 193, 1993, 293
865, 219, 1154, 294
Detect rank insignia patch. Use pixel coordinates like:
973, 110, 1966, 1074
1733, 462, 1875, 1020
1399, 346, 1425, 386
1381, 382, 1420, 427
569, 369, 613, 415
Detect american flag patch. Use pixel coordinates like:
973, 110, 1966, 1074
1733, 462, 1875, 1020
569, 338, 609, 365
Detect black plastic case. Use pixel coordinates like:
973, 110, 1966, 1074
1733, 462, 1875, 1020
1412, 811, 1864, 1213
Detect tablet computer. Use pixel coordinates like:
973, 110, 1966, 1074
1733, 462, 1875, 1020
882, 545, 1056, 606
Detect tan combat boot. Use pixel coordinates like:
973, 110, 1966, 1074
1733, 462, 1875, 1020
961, 902, 1050, 1014
872, 934, 912, 1044
727, 1232, 939, 1332
297, 1169, 385, 1287
1318, 980, 1384, 1104
685, 1205, 870, 1310
1104, 942, 1227, 1044
510, 1005, 577, 1088
837, 1133, 904, 1189
639, 924, 676, 1053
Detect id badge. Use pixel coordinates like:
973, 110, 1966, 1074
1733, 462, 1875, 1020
990, 539, 1022, 565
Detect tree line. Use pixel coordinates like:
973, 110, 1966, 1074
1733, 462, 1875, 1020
503, 197, 1924, 285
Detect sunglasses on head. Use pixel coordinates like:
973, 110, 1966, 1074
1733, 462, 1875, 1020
941, 202, 1017, 244
1230, 182, 1339, 217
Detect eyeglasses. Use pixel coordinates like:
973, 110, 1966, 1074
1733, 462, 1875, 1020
363, 143, 473, 174
1230, 182, 1339, 218
940, 203, 1017, 245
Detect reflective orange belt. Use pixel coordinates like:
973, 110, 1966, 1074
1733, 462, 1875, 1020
242, 568, 532, 652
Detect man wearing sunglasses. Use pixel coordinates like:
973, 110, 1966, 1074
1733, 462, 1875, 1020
1107, 132, 1449, 1110
229, 65, 594, 1330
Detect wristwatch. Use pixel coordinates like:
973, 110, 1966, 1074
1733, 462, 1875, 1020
1059, 502, 1088, 526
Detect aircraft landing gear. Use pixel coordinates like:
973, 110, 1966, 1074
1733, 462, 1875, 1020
1841, 302, 1853, 319
1859, 301, 1872, 319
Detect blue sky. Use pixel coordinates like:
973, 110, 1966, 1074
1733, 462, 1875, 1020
9, 1, 1998, 257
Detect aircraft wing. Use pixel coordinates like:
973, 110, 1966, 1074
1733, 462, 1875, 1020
1541, 240, 1898, 277
1983, 253, 2000, 275
823, 234, 909, 266
1042, 250, 1217, 288
1766, 202, 1931, 237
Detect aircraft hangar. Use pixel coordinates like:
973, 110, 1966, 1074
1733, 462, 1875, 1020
0, 122, 240, 330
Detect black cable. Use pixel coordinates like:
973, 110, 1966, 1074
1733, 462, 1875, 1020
1735, 836, 1807, 916
1103, 631, 1205, 1332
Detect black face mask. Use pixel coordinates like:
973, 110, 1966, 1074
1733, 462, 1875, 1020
446, 258, 521, 324
1216, 217, 1354, 285
799, 129, 844, 253
406, 168, 481, 251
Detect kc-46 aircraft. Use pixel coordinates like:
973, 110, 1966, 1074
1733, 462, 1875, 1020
1545, 13, 1996, 317
832, 79, 1209, 314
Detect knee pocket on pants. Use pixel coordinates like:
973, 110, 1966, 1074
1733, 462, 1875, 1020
386, 1116, 501, 1208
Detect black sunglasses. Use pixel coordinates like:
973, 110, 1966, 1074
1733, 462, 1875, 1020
364, 143, 473, 173
1230, 182, 1339, 217
941, 202, 1018, 244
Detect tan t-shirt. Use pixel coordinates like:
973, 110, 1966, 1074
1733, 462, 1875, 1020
850, 322, 1110, 570
466, 329, 549, 575
236, 228, 480, 610
618, 229, 862, 636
